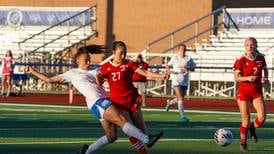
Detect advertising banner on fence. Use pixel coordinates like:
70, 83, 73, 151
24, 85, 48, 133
0, 7, 92, 27
224, 8, 274, 29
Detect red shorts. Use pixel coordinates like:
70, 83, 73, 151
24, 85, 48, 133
237, 86, 262, 101
110, 93, 141, 113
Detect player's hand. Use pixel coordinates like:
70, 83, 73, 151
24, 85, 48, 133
262, 77, 269, 84
164, 73, 170, 80
248, 76, 257, 82
181, 66, 187, 73
96, 72, 105, 85
25, 66, 33, 74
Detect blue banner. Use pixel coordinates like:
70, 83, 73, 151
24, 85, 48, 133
0, 7, 92, 27
224, 10, 274, 28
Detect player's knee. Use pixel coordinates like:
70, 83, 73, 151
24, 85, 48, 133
111, 113, 127, 127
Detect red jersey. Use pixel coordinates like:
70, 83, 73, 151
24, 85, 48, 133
100, 59, 140, 105
2, 57, 14, 75
233, 54, 266, 90
132, 61, 148, 82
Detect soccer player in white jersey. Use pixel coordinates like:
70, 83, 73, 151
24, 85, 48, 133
25, 45, 163, 154
165, 44, 196, 123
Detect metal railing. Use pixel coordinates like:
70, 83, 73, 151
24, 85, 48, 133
18, 6, 96, 63
146, 6, 238, 55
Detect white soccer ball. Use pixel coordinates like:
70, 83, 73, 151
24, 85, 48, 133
214, 128, 233, 147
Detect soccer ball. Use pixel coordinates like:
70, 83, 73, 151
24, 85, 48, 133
214, 128, 233, 147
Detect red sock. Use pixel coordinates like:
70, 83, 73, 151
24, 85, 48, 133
240, 125, 247, 144
129, 136, 147, 154
254, 118, 264, 128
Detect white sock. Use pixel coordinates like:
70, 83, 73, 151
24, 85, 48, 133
178, 100, 185, 117
122, 122, 149, 143
169, 98, 177, 105
86, 136, 109, 154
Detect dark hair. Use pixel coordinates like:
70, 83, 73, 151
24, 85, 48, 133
178, 44, 187, 49
73, 44, 107, 65
79, 44, 107, 54
6, 50, 13, 58
112, 41, 127, 51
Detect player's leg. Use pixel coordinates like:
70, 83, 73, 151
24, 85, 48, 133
1, 75, 6, 96
6, 75, 12, 97
237, 99, 250, 152
129, 108, 148, 154
250, 96, 267, 143
83, 120, 117, 154
104, 104, 163, 147
140, 82, 147, 107
174, 87, 188, 123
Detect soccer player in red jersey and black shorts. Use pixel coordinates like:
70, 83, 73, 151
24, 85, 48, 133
233, 37, 268, 152
100, 41, 168, 154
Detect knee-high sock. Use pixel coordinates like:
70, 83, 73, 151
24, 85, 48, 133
240, 125, 248, 144
122, 122, 149, 143
178, 100, 185, 117
169, 98, 177, 105
86, 135, 109, 154
254, 118, 265, 128
129, 136, 147, 154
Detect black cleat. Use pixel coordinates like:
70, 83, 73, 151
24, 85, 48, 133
249, 123, 258, 143
240, 143, 247, 152
146, 132, 164, 148
78, 144, 89, 154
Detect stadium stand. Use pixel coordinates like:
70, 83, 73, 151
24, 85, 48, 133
0, 7, 96, 62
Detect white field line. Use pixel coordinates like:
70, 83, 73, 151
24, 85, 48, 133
0, 108, 68, 113
1, 103, 274, 116
0, 103, 85, 109
1, 126, 274, 131
1, 138, 274, 145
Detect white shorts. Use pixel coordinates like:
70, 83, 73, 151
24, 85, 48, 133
170, 73, 188, 88
133, 81, 147, 93
90, 98, 112, 122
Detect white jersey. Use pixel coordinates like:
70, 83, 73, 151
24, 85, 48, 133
168, 55, 196, 87
58, 68, 108, 109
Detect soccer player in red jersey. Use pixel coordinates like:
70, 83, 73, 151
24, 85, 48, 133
233, 37, 268, 152
100, 41, 168, 154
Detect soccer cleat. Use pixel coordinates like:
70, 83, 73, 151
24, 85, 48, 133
78, 144, 89, 154
180, 116, 189, 124
240, 143, 247, 152
249, 123, 258, 143
146, 132, 164, 148
165, 99, 170, 112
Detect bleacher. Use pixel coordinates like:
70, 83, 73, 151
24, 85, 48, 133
192, 29, 274, 82
0, 7, 96, 61
0, 27, 93, 58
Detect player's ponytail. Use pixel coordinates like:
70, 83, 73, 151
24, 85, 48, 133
73, 44, 107, 65
78, 44, 107, 54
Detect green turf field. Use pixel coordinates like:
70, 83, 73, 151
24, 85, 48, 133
0, 103, 273, 154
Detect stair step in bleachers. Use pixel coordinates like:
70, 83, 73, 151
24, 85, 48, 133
0, 26, 95, 59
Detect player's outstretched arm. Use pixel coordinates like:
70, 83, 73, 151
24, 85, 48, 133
136, 69, 169, 80
25, 67, 63, 83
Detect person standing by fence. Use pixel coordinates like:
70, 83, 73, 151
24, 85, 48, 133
1, 50, 14, 97
133, 54, 149, 107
